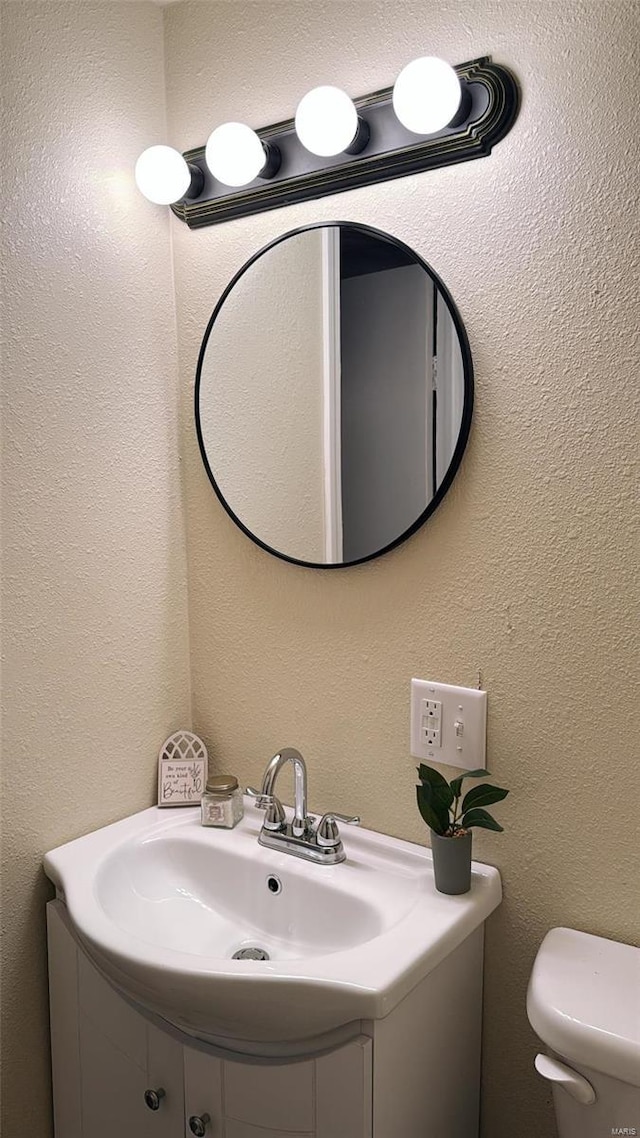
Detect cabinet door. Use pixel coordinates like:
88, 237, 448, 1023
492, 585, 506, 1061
211, 1035, 371, 1138
77, 1005, 187, 1138
76, 924, 184, 1136
225, 1123, 311, 1138
183, 1046, 223, 1136
78, 1010, 152, 1138
146, 1021, 186, 1136
224, 1054, 314, 1133
316, 1037, 372, 1138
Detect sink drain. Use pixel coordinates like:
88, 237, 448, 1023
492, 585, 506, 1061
232, 946, 270, 961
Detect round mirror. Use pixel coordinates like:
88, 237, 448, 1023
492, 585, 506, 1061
195, 222, 473, 568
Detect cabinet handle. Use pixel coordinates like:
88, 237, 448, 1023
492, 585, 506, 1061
144, 1087, 166, 1111
188, 1114, 210, 1136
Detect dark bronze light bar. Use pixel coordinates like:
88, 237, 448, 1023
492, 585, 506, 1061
168, 57, 519, 230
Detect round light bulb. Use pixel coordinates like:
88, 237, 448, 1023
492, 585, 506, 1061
134, 145, 192, 205
205, 122, 267, 187
392, 57, 462, 135
295, 86, 359, 157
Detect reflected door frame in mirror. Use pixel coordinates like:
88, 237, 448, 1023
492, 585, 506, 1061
195, 222, 474, 569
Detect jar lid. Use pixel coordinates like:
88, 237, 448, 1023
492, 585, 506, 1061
205, 774, 239, 794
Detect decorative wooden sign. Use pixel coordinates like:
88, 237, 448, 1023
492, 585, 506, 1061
157, 730, 207, 808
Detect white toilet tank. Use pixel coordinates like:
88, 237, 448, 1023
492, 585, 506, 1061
527, 927, 640, 1138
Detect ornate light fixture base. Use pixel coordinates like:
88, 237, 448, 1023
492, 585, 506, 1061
171, 57, 519, 230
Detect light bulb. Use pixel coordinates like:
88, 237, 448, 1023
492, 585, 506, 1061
295, 86, 359, 157
392, 57, 462, 135
205, 122, 267, 187
134, 145, 192, 205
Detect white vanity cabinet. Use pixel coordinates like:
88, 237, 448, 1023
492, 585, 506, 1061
48, 902, 372, 1138
48, 896, 486, 1137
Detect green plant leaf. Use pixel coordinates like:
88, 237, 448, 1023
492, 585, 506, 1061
449, 775, 464, 798
420, 780, 451, 831
449, 768, 490, 797
417, 764, 454, 815
461, 807, 504, 832
461, 784, 509, 813
416, 784, 448, 835
417, 764, 452, 793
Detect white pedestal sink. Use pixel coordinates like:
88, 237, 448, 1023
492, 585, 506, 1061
45, 802, 501, 1137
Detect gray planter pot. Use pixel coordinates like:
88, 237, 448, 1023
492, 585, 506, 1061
430, 829, 472, 895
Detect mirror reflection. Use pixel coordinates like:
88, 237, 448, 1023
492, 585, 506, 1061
196, 223, 473, 567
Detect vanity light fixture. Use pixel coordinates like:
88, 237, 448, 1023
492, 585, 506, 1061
134, 144, 203, 206
205, 122, 281, 187
134, 55, 519, 227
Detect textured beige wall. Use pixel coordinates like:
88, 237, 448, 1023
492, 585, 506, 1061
166, 3, 640, 1137
2, 3, 638, 1137
1, 3, 191, 1134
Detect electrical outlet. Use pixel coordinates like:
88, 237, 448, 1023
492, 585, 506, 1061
411, 678, 487, 771
419, 697, 442, 748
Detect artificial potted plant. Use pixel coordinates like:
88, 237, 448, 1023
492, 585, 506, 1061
416, 764, 509, 895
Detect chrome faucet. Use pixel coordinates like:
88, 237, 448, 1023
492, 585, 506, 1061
247, 748, 359, 865
260, 747, 309, 837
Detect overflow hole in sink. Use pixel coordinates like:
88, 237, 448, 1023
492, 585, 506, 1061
266, 874, 282, 895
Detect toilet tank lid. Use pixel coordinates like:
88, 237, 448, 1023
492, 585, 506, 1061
527, 927, 640, 1088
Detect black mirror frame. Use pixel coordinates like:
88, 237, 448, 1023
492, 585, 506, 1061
194, 221, 474, 570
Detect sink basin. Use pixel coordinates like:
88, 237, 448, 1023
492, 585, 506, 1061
96, 832, 395, 960
44, 803, 501, 1050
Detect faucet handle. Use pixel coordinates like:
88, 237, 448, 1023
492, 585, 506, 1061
246, 787, 286, 831
315, 813, 361, 848
246, 786, 271, 807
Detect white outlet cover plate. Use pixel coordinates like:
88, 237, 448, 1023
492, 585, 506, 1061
411, 679, 487, 771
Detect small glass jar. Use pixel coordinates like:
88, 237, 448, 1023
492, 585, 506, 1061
201, 775, 244, 829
